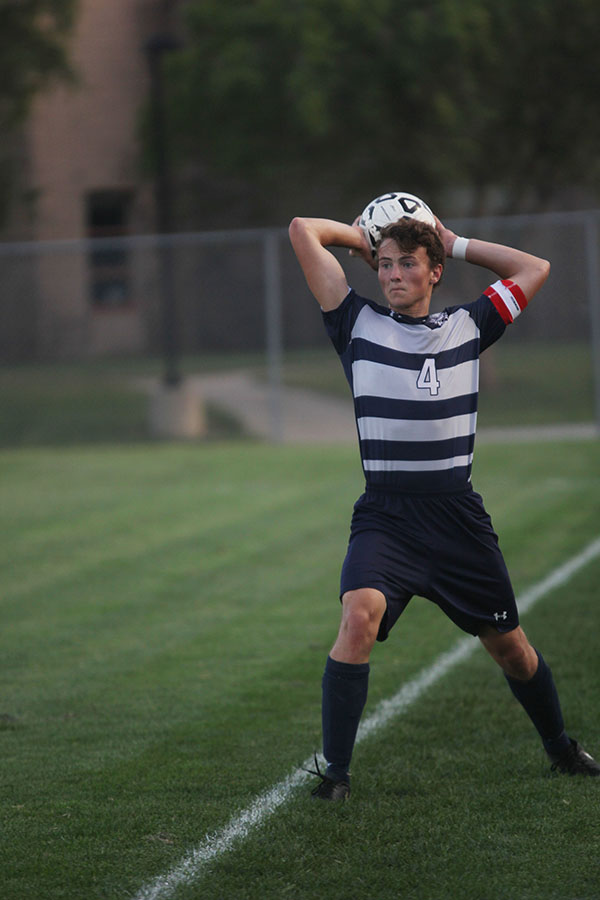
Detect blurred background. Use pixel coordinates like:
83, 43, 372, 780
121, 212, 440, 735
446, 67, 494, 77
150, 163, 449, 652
1, 0, 599, 446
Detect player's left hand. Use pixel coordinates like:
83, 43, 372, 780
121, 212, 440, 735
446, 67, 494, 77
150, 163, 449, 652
434, 216, 458, 257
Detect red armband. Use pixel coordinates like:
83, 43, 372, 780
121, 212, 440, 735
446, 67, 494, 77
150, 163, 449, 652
484, 279, 528, 324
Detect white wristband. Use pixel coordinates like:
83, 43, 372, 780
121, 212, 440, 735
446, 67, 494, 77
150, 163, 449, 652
452, 236, 470, 260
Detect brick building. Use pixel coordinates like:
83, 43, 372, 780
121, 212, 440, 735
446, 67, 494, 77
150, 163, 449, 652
2, 0, 175, 360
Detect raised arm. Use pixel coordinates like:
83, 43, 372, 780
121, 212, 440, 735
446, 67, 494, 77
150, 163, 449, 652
436, 218, 550, 302
289, 217, 373, 311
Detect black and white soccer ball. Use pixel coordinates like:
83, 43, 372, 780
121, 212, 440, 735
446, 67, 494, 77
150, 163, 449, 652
359, 191, 436, 257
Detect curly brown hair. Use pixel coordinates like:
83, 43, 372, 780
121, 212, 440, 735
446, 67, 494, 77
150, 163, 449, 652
378, 220, 446, 277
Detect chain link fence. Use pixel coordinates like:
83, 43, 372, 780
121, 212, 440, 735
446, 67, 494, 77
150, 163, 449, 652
1, 210, 599, 441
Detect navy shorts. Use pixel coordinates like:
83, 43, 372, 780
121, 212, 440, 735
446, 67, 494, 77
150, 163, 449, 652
340, 488, 519, 639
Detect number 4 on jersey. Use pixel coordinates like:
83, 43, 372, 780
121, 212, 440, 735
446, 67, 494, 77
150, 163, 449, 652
416, 357, 440, 396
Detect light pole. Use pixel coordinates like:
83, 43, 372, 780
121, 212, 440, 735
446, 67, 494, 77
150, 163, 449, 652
145, 33, 181, 387
144, 31, 205, 439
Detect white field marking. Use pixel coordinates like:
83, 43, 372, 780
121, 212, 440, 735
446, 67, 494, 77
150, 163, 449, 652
132, 536, 600, 900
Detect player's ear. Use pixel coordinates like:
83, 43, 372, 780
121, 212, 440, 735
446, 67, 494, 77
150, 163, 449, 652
430, 264, 443, 284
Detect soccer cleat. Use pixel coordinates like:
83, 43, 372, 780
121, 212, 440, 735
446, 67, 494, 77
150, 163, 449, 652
311, 775, 351, 801
549, 739, 600, 776
307, 755, 351, 801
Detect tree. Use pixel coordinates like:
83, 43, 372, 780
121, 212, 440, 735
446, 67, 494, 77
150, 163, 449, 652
165, 0, 486, 222
0, 0, 76, 226
466, 0, 600, 212
164, 0, 600, 224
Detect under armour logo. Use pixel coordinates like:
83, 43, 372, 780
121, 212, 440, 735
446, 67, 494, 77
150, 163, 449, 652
494, 611, 508, 621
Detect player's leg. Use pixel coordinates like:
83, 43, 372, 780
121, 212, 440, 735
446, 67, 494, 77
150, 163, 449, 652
425, 489, 598, 775
479, 625, 600, 775
480, 625, 568, 754
478, 624, 538, 679
331, 586, 387, 663
314, 588, 386, 800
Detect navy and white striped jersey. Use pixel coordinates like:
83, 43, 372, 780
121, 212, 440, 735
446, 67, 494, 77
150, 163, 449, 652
323, 279, 528, 493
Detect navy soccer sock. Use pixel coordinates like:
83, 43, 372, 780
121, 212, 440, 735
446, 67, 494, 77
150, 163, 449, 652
321, 656, 370, 782
504, 649, 570, 757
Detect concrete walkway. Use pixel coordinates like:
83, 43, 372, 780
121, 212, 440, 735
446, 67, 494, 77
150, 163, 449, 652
182, 370, 598, 445
190, 371, 356, 443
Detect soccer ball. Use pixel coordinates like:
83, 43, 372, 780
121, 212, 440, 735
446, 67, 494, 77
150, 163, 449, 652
359, 191, 436, 257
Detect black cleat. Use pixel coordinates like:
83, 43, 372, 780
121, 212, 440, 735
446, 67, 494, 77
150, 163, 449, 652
307, 755, 351, 801
311, 776, 351, 801
549, 739, 600, 776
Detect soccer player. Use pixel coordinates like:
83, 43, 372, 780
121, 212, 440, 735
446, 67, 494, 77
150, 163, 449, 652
288, 211, 600, 799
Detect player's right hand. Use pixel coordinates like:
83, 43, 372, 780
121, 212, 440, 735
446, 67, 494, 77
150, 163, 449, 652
348, 217, 378, 270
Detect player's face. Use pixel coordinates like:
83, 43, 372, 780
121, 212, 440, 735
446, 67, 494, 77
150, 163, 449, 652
377, 240, 442, 317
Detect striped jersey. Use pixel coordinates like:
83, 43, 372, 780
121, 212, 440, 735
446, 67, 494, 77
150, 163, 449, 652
322, 279, 528, 493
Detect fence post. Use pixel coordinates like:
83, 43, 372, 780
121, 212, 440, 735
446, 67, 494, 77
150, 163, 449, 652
585, 212, 600, 434
264, 229, 284, 443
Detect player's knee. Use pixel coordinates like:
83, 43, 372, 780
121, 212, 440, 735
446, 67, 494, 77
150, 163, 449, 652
481, 628, 537, 680
343, 605, 374, 639
500, 644, 532, 679
341, 590, 385, 640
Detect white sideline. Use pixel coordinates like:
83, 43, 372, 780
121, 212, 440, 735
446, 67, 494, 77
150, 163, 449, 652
132, 536, 600, 900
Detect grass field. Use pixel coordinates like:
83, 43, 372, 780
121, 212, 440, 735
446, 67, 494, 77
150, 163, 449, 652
2, 435, 600, 900
0, 338, 596, 449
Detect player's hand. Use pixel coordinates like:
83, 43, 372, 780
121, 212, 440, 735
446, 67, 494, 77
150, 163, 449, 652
348, 217, 378, 270
434, 216, 459, 257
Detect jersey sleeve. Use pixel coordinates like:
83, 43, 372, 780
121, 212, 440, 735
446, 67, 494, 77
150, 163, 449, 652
321, 288, 368, 355
463, 279, 529, 352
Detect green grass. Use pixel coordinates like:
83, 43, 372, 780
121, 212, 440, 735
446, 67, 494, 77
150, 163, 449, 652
0, 364, 246, 446
477, 341, 595, 426
1, 439, 599, 899
1, 338, 595, 449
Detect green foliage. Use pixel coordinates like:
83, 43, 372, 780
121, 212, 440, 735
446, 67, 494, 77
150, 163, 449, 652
170, 0, 482, 190
0, 0, 77, 226
165, 0, 600, 216
466, 0, 600, 211
0, 0, 76, 130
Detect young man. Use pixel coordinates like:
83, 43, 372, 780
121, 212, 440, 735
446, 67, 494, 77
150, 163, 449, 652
288, 211, 600, 800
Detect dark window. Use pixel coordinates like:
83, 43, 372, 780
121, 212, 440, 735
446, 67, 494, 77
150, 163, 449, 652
86, 190, 133, 308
